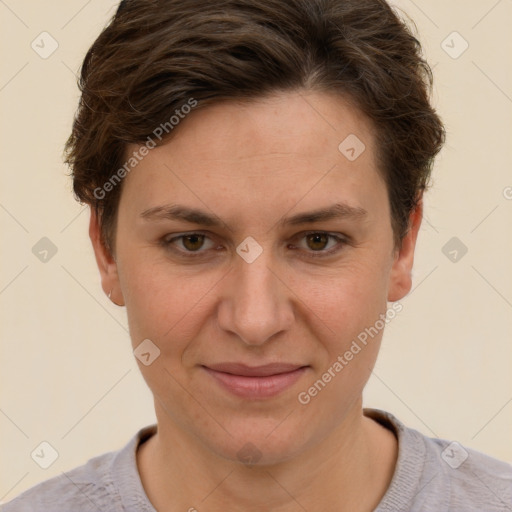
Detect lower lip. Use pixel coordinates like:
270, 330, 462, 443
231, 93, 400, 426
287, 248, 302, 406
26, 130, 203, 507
203, 366, 308, 399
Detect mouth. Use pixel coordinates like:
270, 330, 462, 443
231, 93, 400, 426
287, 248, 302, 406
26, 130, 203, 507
201, 362, 309, 399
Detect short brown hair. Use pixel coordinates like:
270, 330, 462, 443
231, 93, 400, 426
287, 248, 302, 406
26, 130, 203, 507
65, 0, 445, 253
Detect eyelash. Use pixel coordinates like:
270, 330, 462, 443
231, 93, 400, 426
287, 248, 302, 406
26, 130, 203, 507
161, 231, 347, 259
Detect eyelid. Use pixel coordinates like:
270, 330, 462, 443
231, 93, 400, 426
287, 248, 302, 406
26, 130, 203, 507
289, 231, 347, 259
161, 230, 348, 258
162, 231, 219, 256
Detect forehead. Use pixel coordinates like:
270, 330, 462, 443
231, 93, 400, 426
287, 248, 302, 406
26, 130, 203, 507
158, 91, 376, 164
119, 91, 386, 223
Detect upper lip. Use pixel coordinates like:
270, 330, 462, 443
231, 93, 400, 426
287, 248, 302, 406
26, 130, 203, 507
204, 362, 307, 377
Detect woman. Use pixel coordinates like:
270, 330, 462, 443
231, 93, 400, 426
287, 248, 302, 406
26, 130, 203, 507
5, 0, 511, 510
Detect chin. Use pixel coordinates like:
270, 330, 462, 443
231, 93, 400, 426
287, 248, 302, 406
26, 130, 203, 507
204, 420, 311, 467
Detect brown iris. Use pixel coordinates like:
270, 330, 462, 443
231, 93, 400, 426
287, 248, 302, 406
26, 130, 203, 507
182, 234, 205, 251
305, 233, 329, 251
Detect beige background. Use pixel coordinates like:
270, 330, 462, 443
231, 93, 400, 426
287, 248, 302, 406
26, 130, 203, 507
1, 0, 511, 502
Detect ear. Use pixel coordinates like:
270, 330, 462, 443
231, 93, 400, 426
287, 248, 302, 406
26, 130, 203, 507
89, 208, 125, 307
387, 197, 423, 302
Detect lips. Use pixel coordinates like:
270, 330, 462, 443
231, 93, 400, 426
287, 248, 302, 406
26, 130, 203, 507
204, 362, 306, 377
202, 362, 308, 398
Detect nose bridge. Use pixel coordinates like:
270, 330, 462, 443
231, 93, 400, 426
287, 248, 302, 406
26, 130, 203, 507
218, 246, 293, 346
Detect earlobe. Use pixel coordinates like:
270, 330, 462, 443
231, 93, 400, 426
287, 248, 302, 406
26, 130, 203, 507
89, 208, 125, 306
387, 198, 423, 302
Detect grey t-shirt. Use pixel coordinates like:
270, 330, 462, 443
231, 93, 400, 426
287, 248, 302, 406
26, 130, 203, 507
3, 409, 511, 511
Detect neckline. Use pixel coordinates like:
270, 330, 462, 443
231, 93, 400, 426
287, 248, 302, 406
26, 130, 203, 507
363, 408, 426, 511
115, 409, 425, 511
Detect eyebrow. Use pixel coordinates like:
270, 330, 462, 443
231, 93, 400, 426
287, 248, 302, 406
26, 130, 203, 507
139, 202, 368, 228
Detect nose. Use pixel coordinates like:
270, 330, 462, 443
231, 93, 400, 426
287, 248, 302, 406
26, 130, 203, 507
217, 249, 295, 346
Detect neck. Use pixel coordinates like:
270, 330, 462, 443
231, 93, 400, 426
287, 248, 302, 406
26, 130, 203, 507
137, 400, 398, 512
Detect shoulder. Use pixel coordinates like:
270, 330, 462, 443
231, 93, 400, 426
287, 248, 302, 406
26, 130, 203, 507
1, 450, 119, 512
366, 408, 512, 512
1, 425, 156, 512
424, 435, 512, 510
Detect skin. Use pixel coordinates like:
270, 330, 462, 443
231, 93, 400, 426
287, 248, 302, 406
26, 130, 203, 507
90, 90, 422, 511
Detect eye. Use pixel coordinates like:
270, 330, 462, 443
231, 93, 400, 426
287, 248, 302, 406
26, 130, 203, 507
290, 231, 346, 258
161, 231, 347, 259
162, 232, 217, 256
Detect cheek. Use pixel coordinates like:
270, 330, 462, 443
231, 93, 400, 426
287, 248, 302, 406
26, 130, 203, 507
294, 258, 391, 338
120, 248, 392, 349
294, 263, 390, 421
119, 255, 222, 350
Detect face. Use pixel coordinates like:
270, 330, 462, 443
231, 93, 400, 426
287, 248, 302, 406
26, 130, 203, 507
91, 90, 421, 465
